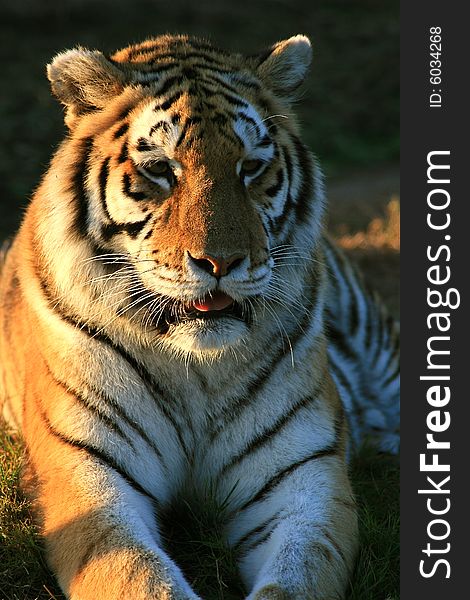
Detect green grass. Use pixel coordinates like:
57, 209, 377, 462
348, 448, 399, 600
0, 428, 63, 600
0, 424, 398, 600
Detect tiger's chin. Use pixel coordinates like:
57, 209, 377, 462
165, 316, 249, 355
147, 290, 254, 356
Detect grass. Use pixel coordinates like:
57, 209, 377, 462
0, 423, 398, 600
336, 198, 400, 253
0, 428, 63, 600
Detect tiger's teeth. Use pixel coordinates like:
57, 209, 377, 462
192, 292, 234, 312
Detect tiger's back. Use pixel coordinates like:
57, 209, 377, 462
0, 34, 398, 599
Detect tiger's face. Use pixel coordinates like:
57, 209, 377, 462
47, 35, 319, 354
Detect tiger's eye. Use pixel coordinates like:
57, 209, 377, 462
241, 159, 263, 176
146, 161, 171, 177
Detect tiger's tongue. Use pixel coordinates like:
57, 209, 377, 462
192, 291, 234, 312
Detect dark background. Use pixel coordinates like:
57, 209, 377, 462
0, 0, 399, 242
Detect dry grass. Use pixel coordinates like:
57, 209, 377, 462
336, 198, 400, 252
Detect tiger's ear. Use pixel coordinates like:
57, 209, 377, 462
47, 48, 126, 127
256, 35, 312, 100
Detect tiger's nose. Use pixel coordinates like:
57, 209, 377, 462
188, 252, 245, 278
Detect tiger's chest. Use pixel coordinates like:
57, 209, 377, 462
113, 345, 325, 507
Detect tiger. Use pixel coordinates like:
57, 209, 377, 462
0, 34, 399, 599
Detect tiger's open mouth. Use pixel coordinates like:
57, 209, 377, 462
177, 291, 246, 325
129, 288, 249, 333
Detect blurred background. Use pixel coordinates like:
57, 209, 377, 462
0, 0, 399, 314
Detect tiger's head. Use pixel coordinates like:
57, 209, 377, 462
44, 35, 323, 356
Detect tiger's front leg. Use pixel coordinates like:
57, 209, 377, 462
22, 375, 200, 600
28, 446, 200, 600
29, 448, 200, 600
230, 457, 358, 600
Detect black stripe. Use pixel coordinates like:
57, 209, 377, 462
321, 527, 349, 567
122, 173, 147, 201
283, 146, 293, 182
333, 496, 357, 513
90, 383, 166, 464
328, 356, 353, 397
271, 169, 294, 236
137, 138, 158, 152
149, 121, 171, 136
214, 89, 248, 109
77, 524, 119, 574
328, 358, 362, 418
126, 48, 228, 66
220, 388, 320, 477
154, 75, 184, 97
265, 168, 285, 198
234, 513, 279, 553
38, 405, 158, 504
154, 90, 184, 112
213, 127, 243, 148
382, 358, 400, 387
238, 112, 259, 133
225, 74, 261, 91
241, 529, 273, 554
258, 134, 273, 148
328, 242, 361, 337
116, 105, 134, 121
238, 441, 340, 513
211, 112, 228, 126
346, 275, 360, 336
327, 324, 357, 363
137, 77, 163, 88
292, 137, 314, 225
101, 214, 151, 241
204, 74, 241, 95
181, 62, 236, 76
96, 339, 192, 463
132, 63, 178, 75
1, 271, 19, 343
113, 122, 129, 139
71, 137, 94, 238
195, 83, 247, 108
272, 151, 293, 236
44, 363, 134, 447
330, 253, 361, 338
175, 116, 202, 148
118, 141, 128, 164
371, 310, 385, 365
364, 294, 375, 350
98, 158, 112, 220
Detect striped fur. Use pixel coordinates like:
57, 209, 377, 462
0, 34, 398, 599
